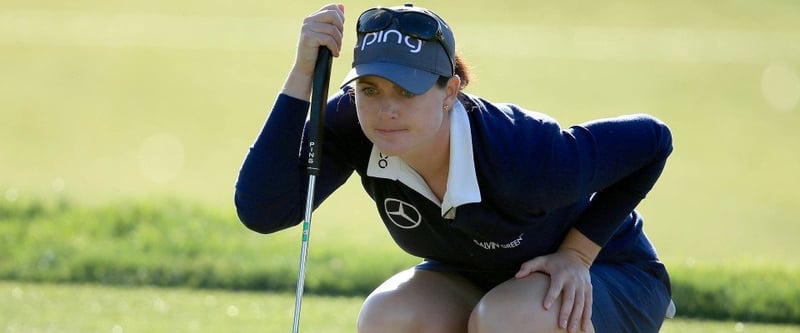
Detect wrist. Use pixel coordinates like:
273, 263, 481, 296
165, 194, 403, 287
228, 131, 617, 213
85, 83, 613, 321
280, 67, 314, 101
558, 228, 601, 267
557, 247, 594, 268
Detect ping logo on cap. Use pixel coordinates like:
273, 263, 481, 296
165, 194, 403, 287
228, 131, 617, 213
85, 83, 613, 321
359, 29, 423, 54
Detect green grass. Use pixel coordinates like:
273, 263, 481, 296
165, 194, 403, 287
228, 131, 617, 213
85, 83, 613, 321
0, 281, 362, 333
2, 197, 799, 324
2, 281, 799, 333
0, 196, 416, 295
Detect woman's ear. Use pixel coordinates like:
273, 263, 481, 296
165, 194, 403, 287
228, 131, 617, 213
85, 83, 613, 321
444, 75, 461, 107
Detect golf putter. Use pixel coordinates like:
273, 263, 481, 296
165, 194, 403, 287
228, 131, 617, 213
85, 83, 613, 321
292, 46, 333, 333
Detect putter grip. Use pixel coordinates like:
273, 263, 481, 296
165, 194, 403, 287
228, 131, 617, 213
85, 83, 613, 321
307, 47, 333, 176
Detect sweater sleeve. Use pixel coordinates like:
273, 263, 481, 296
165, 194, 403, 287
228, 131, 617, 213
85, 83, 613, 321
561, 114, 673, 246
234, 91, 355, 234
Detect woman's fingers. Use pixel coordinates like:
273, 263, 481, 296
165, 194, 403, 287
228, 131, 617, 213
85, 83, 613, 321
559, 282, 576, 330
302, 27, 341, 56
566, 286, 583, 332
582, 286, 594, 332
294, 4, 346, 75
566, 281, 593, 332
516, 253, 594, 331
515, 257, 543, 279
544, 272, 564, 311
301, 5, 345, 55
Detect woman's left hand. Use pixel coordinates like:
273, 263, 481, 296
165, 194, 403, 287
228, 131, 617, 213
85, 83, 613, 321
515, 249, 593, 332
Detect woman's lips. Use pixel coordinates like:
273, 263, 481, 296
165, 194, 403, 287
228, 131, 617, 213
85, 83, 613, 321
376, 128, 407, 135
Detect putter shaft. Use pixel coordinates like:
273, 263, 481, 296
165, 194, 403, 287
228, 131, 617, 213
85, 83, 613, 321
291, 46, 332, 333
292, 174, 317, 333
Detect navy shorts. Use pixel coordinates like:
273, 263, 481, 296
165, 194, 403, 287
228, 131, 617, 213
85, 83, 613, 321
416, 259, 672, 333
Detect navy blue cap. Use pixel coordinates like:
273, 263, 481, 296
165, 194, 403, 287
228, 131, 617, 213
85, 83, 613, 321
341, 4, 456, 95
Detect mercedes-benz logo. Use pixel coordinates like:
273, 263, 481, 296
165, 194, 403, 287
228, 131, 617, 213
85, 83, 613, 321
384, 198, 422, 229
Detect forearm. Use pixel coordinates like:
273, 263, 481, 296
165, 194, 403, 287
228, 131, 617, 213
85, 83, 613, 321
572, 153, 668, 246
568, 114, 672, 246
235, 94, 311, 233
280, 67, 314, 102
235, 91, 356, 234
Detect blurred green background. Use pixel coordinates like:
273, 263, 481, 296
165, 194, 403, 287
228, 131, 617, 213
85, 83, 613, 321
3, 0, 798, 264
2, 0, 800, 329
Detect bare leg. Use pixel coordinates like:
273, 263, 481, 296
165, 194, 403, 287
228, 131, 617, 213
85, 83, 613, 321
358, 268, 483, 333
468, 272, 595, 333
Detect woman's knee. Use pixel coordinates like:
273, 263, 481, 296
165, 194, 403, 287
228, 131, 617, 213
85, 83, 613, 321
357, 289, 414, 332
358, 269, 481, 333
469, 273, 590, 333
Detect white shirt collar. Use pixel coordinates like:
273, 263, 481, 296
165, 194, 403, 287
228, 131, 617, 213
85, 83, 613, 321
366, 100, 482, 217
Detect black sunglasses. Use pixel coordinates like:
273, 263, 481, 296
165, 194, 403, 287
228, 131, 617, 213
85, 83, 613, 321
356, 7, 455, 75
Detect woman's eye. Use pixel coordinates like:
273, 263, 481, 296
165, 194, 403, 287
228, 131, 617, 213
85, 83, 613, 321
361, 87, 378, 95
400, 90, 416, 98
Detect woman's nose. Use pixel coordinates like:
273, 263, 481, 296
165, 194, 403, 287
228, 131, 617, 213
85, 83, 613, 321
378, 99, 399, 119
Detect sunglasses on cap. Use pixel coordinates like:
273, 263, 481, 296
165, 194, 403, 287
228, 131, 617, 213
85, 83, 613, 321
356, 7, 455, 75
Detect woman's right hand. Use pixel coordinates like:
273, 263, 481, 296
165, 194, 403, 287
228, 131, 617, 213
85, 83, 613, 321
282, 3, 344, 100
293, 3, 345, 77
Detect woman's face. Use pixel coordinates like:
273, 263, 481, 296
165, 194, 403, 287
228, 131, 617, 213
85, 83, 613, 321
354, 76, 453, 159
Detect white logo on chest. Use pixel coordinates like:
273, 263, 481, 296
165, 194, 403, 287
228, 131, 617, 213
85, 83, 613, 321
473, 233, 524, 250
384, 198, 422, 229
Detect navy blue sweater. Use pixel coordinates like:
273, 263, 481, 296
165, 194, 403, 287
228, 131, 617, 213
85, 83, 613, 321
235, 88, 673, 272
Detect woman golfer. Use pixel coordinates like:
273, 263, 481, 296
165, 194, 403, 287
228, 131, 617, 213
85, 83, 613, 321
236, 3, 674, 332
